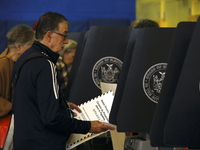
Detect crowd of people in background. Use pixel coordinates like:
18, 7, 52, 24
0, 24, 35, 150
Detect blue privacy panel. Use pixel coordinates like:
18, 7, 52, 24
0, 0, 136, 21
6, 20, 35, 31
68, 21, 89, 32
88, 18, 131, 26
0, 21, 7, 53
0, 20, 35, 53
0, 0, 135, 53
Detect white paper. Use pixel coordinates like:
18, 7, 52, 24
66, 91, 114, 150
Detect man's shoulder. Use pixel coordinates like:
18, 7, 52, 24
16, 48, 36, 64
12, 49, 52, 83
16, 47, 50, 65
13, 48, 47, 74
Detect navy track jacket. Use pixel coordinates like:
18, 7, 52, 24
12, 41, 91, 150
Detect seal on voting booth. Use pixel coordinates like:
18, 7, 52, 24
92, 56, 122, 89
143, 63, 167, 103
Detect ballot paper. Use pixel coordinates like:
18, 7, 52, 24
66, 91, 115, 150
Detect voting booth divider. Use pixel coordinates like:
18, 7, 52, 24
115, 28, 176, 133
68, 26, 130, 105
150, 22, 196, 147
162, 18, 200, 148
64, 32, 86, 100
65, 26, 130, 150
109, 29, 140, 125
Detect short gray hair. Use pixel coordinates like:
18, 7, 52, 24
36, 12, 68, 41
6, 24, 35, 48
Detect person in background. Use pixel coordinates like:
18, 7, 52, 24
0, 24, 35, 117
56, 39, 77, 96
0, 24, 35, 150
129, 20, 139, 30
61, 39, 77, 75
12, 12, 115, 150
130, 19, 159, 30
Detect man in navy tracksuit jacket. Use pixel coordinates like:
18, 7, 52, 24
12, 12, 114, 150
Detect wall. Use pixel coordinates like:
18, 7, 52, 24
136, 0, 200, 27
0, 0, 135, 52
0, 0, 136, 21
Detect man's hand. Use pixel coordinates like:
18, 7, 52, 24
68, 102, 81, 117
89, 121, 115, 133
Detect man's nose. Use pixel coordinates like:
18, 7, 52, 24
64, 38, 68, 44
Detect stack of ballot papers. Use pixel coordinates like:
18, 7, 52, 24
66, 91, 116, 150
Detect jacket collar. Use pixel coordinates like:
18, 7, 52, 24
33, 41, 60, 64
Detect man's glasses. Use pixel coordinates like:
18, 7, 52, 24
52, 31, 68, 40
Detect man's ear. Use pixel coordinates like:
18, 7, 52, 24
46, 31, 53, 42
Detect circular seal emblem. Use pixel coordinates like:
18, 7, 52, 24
92, 56, 123, 89
143, 63, 167, 103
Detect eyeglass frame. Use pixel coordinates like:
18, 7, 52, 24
52, 31, 68, 40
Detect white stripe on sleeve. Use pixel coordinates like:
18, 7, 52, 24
47, 60, 59, 99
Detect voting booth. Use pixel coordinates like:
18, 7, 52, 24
64, 32, 86, 100
109, 28, 139, 125
108, 27, 177, 150
150, 22, 196, 147
66, 26, 130, 150
66, 21, 200, 149
115, 28, 175, 132
162, 18, 200, 148
68, 26, 130, 105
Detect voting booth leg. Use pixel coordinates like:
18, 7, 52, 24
135, 132, 155, 150
135, 140, 156, 150
124, 133, 185, 150
110, 130, 126, 150
124, 132, 156, 150
125, 138, 185, 150
157, 148, 187, 150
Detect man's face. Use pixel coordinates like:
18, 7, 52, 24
50, 21, 68, 52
